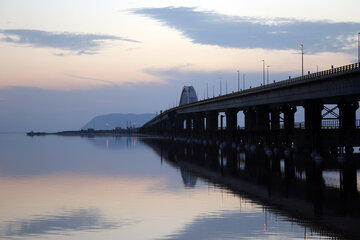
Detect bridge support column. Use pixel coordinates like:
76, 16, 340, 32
226, 109, 238, 132
174, 115, 185, 133
255, 105, 269, 131
282, 105, 297, 145
304, 100, 323, 131
206, 111, 218, 134
168, 113, 179, 133
244, 108, 256, 131
338, 101, 359, 130
282, 106, 297, 130
270, 108, 280, 130
255, 105, 270, 144
185, 116, 192, 131
193, 113, 204, 133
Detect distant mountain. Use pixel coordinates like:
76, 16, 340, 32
82, 113, 155, 130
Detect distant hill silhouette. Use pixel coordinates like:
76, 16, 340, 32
82, 113, 155, 130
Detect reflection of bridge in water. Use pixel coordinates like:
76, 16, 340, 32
141, 62, 360, 238
141, 137, 360, 239
142, 62, 360, 150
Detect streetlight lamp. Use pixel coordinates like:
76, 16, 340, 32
300, 44, 304, 76
267, 65, 270, 84
262, 60, 265, 85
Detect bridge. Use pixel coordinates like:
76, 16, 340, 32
142, 62, 360, 149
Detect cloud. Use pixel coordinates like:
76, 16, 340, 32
134, 7, 360, 53
0, 29, 139, 55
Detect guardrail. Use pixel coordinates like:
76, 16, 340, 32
293, 120, 360, 129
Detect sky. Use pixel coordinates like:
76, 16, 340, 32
0, 0, 360, 132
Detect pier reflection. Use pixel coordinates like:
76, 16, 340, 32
141, 136, 360, 239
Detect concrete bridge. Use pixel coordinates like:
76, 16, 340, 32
142, 62, 360, 148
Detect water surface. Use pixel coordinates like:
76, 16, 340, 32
0, 134, 346, 239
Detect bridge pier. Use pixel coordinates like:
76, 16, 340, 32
269, 108, 280, 146
255, 105, 270, 144
244, 108, 256, 143
270, 108, 280, 130
282, 105, 297, 145
339, 101, 359, 130
169, 113, 182, 134
176, 115, 185, 133
193, 113, 205, 134
226, 108, 238, 139
244, 108, 256, 131
255, 105, 269, 131
205, 111, 218, 138
304, 99, 323, 149
338, 101, 359, 147
185, 116, 192, 132
282, 105, 297, 130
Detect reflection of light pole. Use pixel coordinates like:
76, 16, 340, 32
300, 44, 304, 76
262, 60, 265, 85
237, 70, 240, 91
267, 65, 270, 84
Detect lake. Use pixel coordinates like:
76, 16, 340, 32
0, 134, 355, 239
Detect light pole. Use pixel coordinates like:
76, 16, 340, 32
220, 78, 222, 95
358, 32, 360, 63
226, 79, 228, 94
262, 60, 265, 85
206, 83, 208, 98
237, 70, 240, 91
300, 44, 304, 76
267, 65, 270, 84
243, 74, 246, 90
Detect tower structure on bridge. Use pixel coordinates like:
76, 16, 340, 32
179, 86, 198, 106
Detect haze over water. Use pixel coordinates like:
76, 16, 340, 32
0, 134, 350, 239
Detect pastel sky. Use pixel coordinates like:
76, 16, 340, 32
1, 0, 360, 132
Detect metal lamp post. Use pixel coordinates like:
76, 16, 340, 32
220, 78, 222, 95
358, 32, 360, 63
267, 65, 270, 84
300, 44, 304, 76
237, 70, 240, 91
243, 74, 245, 90
262, 60, 265, 85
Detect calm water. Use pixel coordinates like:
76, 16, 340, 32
0, 134, 348, 239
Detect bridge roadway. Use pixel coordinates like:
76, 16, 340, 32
142, 62, 360, 147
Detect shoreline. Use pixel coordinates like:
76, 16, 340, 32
26, 129, 140, 137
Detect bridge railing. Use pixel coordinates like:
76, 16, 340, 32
321, 120, 340, 129
292, 119, 360, 129
176, 62, 360, 110
264, 62, 360, 90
